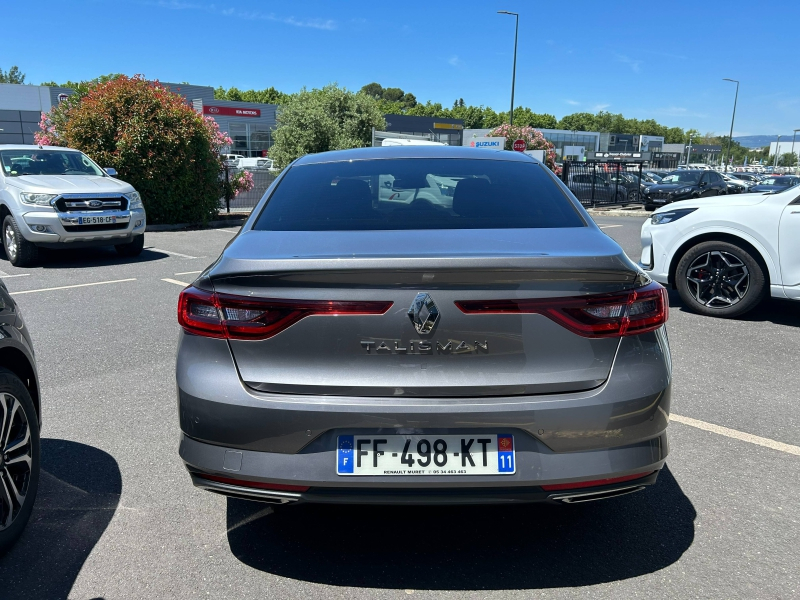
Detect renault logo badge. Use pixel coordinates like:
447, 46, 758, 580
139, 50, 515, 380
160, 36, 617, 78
408, 293, 439, 334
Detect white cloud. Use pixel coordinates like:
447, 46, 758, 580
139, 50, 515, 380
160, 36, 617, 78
651, 106, 708, 118
592, 103, 610, 111
448, 55, 464, 68
615, 53, 643, 73
148, 1, 337, 29
565, 99, 580, 106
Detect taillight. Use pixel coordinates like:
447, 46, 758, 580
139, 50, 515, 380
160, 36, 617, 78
178, 286, 392, 340
455, 282, 668, 338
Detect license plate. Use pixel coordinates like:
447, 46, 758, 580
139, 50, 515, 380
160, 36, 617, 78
78, 216, 116, 225
337, 434, 515, 476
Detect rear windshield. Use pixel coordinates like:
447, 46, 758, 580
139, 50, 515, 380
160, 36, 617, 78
253, 158, 584, 231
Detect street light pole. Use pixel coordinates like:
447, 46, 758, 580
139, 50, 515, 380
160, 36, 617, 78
498, 11, 519, 126
791, 129, 800, 173
722, 78, 739, 173
774, 135, 782, 169
686, 136, 693, 166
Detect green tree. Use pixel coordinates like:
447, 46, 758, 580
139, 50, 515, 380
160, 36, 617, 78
557, 112, 598, 131
37, 75, 227, 224
269, 84, 386, 169
360, 82, 383, 99
0, 66, 25, 84
780, 152, 798, 167
214, 85, 290, 104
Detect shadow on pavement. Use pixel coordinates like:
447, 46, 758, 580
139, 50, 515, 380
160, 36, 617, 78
0, 245, 168, 269
226, 465, 695, 590
0, 439, 121, 600
670, 289, 800, 327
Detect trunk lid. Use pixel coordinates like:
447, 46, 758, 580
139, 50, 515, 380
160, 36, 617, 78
210, 228, 641, 397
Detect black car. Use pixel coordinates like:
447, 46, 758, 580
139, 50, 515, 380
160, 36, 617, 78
749, 176, 800, 193
565, 172, 628, 205
0, 279, 40, 554
642, 170, 728, 210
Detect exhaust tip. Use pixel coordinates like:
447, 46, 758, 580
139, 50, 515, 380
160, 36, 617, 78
550, 485, 646, 504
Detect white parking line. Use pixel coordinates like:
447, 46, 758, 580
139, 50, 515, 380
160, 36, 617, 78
599, 225, 623, 229
672, 413, 800, 456
214, 228, 238, 234
175, 271, 202, 276
162, 278, 190, 287
146, 247, 200, 259
0, 273, 30, 279
10, 278, 136, 296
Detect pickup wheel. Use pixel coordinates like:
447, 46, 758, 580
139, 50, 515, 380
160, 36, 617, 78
2, 216, 39, 267
115, 234, 144, 257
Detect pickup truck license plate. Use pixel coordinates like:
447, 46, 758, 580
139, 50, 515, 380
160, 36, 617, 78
78, 216, 116, 225
337, 434, 515, 476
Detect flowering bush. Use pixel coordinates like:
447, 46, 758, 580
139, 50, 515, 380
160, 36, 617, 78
34, 75, 228, 224
486, 124, 560, 174
221, 168, 256, 199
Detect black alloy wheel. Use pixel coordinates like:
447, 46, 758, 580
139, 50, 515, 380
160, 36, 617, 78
0, 369, 40, 554
675, 241, 766, 317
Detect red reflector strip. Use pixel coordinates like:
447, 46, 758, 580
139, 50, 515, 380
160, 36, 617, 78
178, 286, 393, 340
198, 473, 309, 492
541, 471, 654, 491
455, 282, 667, 338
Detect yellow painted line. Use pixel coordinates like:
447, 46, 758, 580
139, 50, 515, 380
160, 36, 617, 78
10, 278, 136, 295
671, 413, 800, 456
162, 278, 189, 287
175, 271, 202, 276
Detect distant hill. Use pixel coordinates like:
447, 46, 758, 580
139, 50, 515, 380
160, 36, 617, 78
733, 135, 794, 149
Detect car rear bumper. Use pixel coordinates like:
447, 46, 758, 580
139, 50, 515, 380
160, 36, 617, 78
181, 434, 665, 505
177, 329, 672, 502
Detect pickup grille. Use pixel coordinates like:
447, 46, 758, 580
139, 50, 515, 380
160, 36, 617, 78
55, 196, 129, 212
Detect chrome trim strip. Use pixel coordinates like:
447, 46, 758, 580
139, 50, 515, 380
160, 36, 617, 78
548, 485, 645, 503
190, 474, 301, 504
58, 211, 131, 226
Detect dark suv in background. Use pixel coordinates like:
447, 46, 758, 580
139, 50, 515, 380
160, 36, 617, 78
642, 170, 727, 210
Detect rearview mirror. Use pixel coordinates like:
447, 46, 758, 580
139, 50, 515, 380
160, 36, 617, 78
104, 167, 117, 176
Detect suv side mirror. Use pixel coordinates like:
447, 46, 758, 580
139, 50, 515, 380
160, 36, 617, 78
699, 180, 707, 187
104, 167, 117, 177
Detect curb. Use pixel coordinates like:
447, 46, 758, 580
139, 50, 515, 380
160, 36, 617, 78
587, 208, 651, 218
146, 217, 247, 232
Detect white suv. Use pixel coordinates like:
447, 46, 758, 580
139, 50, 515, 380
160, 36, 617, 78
0, 145, 147, 266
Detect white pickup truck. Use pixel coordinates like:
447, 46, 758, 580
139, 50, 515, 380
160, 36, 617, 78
0, 145, 147, 266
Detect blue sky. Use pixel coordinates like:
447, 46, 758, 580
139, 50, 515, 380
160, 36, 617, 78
2, 0, 798, 136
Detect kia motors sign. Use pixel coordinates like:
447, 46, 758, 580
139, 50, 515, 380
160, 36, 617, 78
203, 105, 261, 118
513, 139, 527, 152
57, 93, 70, 103
466, 137, 505, 150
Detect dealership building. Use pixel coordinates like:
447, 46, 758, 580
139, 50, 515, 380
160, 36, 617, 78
0, 82, 279, 156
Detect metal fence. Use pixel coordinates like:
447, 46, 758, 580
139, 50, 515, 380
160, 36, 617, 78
561, 161, 644, 207
220, 165, 277, 213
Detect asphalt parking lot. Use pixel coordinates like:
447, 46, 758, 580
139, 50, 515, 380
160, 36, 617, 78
0, 217, 798, 599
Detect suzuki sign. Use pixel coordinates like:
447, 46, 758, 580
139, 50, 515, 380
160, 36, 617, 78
466, 137, 506, 150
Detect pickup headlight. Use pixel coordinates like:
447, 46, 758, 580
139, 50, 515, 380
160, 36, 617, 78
651, 208, 698, 225
127, 191, 143, 209
19, 193, 57, 206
